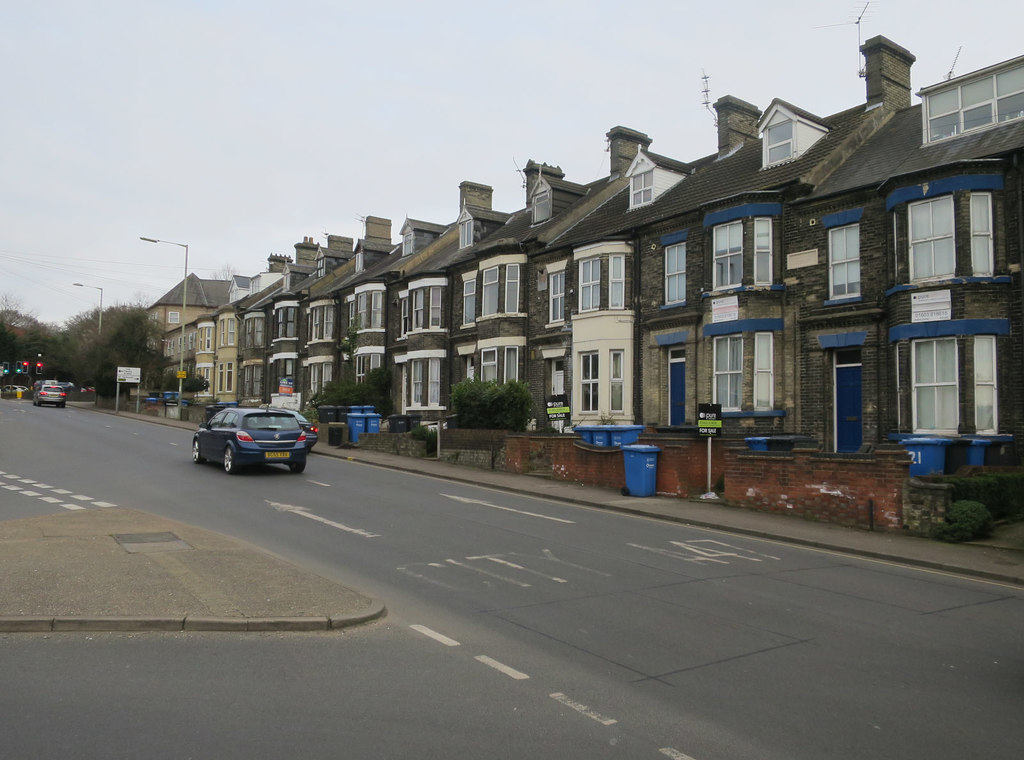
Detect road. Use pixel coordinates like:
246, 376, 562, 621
2, 400, 1023, 759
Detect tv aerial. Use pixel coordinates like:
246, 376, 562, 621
814, 2, 873, 77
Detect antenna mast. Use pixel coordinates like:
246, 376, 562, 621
701, 69, 717, 126
946, 46, 963, 80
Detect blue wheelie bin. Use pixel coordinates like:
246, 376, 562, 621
622, 444, 660, 497
902, 437, 951, 476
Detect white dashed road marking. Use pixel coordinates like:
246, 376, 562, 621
475, 655, 529, 680
549, 693, 618, 726
409, 625, 461, 647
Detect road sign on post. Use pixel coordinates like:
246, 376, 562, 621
116, 367, 141, 383
697, 403, 722, 499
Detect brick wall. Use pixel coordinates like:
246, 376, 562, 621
721, 445, 909, 530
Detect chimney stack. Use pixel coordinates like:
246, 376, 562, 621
459, 181, 493, 211
267, 254, 290, 274
363, 216, 392, 247
861, 36, 915, 111
326, 234, 354, 259
293, 236, 318, 267
523, 160, 565, 201
606, 126, 652, 177
713, 96, 761, 158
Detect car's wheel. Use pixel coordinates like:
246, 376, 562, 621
59, 402, 66, 408
289, 461, 306, 474
192, 438, 206, 464
223, 445, 237, 474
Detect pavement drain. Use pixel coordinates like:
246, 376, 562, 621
113, 532, 194, 553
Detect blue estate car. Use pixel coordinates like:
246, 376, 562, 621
192, 408, 308, 474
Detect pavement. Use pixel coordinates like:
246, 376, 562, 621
2, 400, 1023, 634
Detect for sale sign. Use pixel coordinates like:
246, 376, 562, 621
698, 403, 722, 437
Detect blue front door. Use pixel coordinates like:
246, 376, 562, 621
835, 364, 862, 452
669, 355, 685, 426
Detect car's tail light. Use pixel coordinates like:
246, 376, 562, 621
310, 425, 318, 434
59, 392, 66, 397
236, 431, 255, 442
297, 432, 307, 442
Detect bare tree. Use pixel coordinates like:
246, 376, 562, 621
0, 293, 39, 328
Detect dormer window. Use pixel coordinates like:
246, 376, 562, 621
625, 151, 685, 210
403, 231, 415, 256
315, 253, 326, 278
355, 250, 364, 272
765, 120, 794, 163
631, 170, 653, 207
533, 189, 552, 224
759, 102, 827, 168
458, 207, 474, 249
923, 61, 1024, 143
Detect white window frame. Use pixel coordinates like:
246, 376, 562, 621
665, 243, 686, 304
411, 360, 424, 404
609, 349, 624, 413
829, 223, 861, 298
753, 218, 772, 286
217, 361, 234, 393
974, 336, 997, 433
609, 255, 624, 309
371, 291, 383, 329
925, 63, 1024, 142
579, 258, 600, 312
580, 351, 599, 413
549, 270, 565, 323
912, 337, 959, 433
482, 266, 499, 316
463, 278, 476, 325
428, 358, 440, 405
459, 218, 473, 249
504, 346, 519, 383
400, 296, 410, 335
753, 332, 774, 410
481, 348, 498, 382
533, 190, 551, 223
412, 289, 425, 330
403, 231, 415, 256
631, 170, 653, 207
713, 220, 743, 289
429, 287, 441, 328
971, 193, 993, 276
713, 335, 743, 411
910, 196, 955, 280
168, 311, 180, 324
765, 119, 794, 164
505, 264, 520, 313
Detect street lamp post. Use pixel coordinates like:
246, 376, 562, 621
141, 237, 189, 418
72, 283, 104, 334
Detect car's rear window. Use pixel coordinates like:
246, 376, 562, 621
243, 414, 300, 431
42, 385, 63, 391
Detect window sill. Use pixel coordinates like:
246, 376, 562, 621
722, 410, 787, 418
824, 295, 863, 306
660, 301, 686, 311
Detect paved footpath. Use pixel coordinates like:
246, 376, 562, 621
2, 401, 1021, 633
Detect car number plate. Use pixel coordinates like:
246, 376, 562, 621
264, 452, 290, 459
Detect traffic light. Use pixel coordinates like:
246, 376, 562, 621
2, 361, 8, 375
35, 362, 43, 375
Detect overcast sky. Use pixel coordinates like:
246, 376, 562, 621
2, 1, 1021, 326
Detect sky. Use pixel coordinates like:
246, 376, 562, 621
2, 0, 1021, 326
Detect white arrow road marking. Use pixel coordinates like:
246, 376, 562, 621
475, 655, 529, 680
266, 500, 380, 538
660, 749, 699, 760
445, 558, 531, 587
628, 543, 730, 565
670, 539, 780, 562
466, 555, 568, 583
441, 493, 574, 523
549, 693, 617, 726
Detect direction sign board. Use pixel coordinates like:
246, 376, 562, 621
116, 366, 141, 383
698, 403, 722, 437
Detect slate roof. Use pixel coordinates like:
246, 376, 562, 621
548, 102, 906, 249
151, 274, 231, 309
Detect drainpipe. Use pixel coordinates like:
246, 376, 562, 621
631, 228, 643, 425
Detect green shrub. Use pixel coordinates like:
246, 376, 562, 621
410, 424, 437, 455
318, 367, 392, 417
450, 379, 531, 431
940, 473, 1024, 521
933, 500, 995, 543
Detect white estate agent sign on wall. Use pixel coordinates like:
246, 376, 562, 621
116, 366, 141, 383
911, 290, 951, 323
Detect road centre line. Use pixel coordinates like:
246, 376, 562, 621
409, 625, 461, 647
549, 693, 617, 726
441, 493, 575, 524
474, 655, 529, 680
